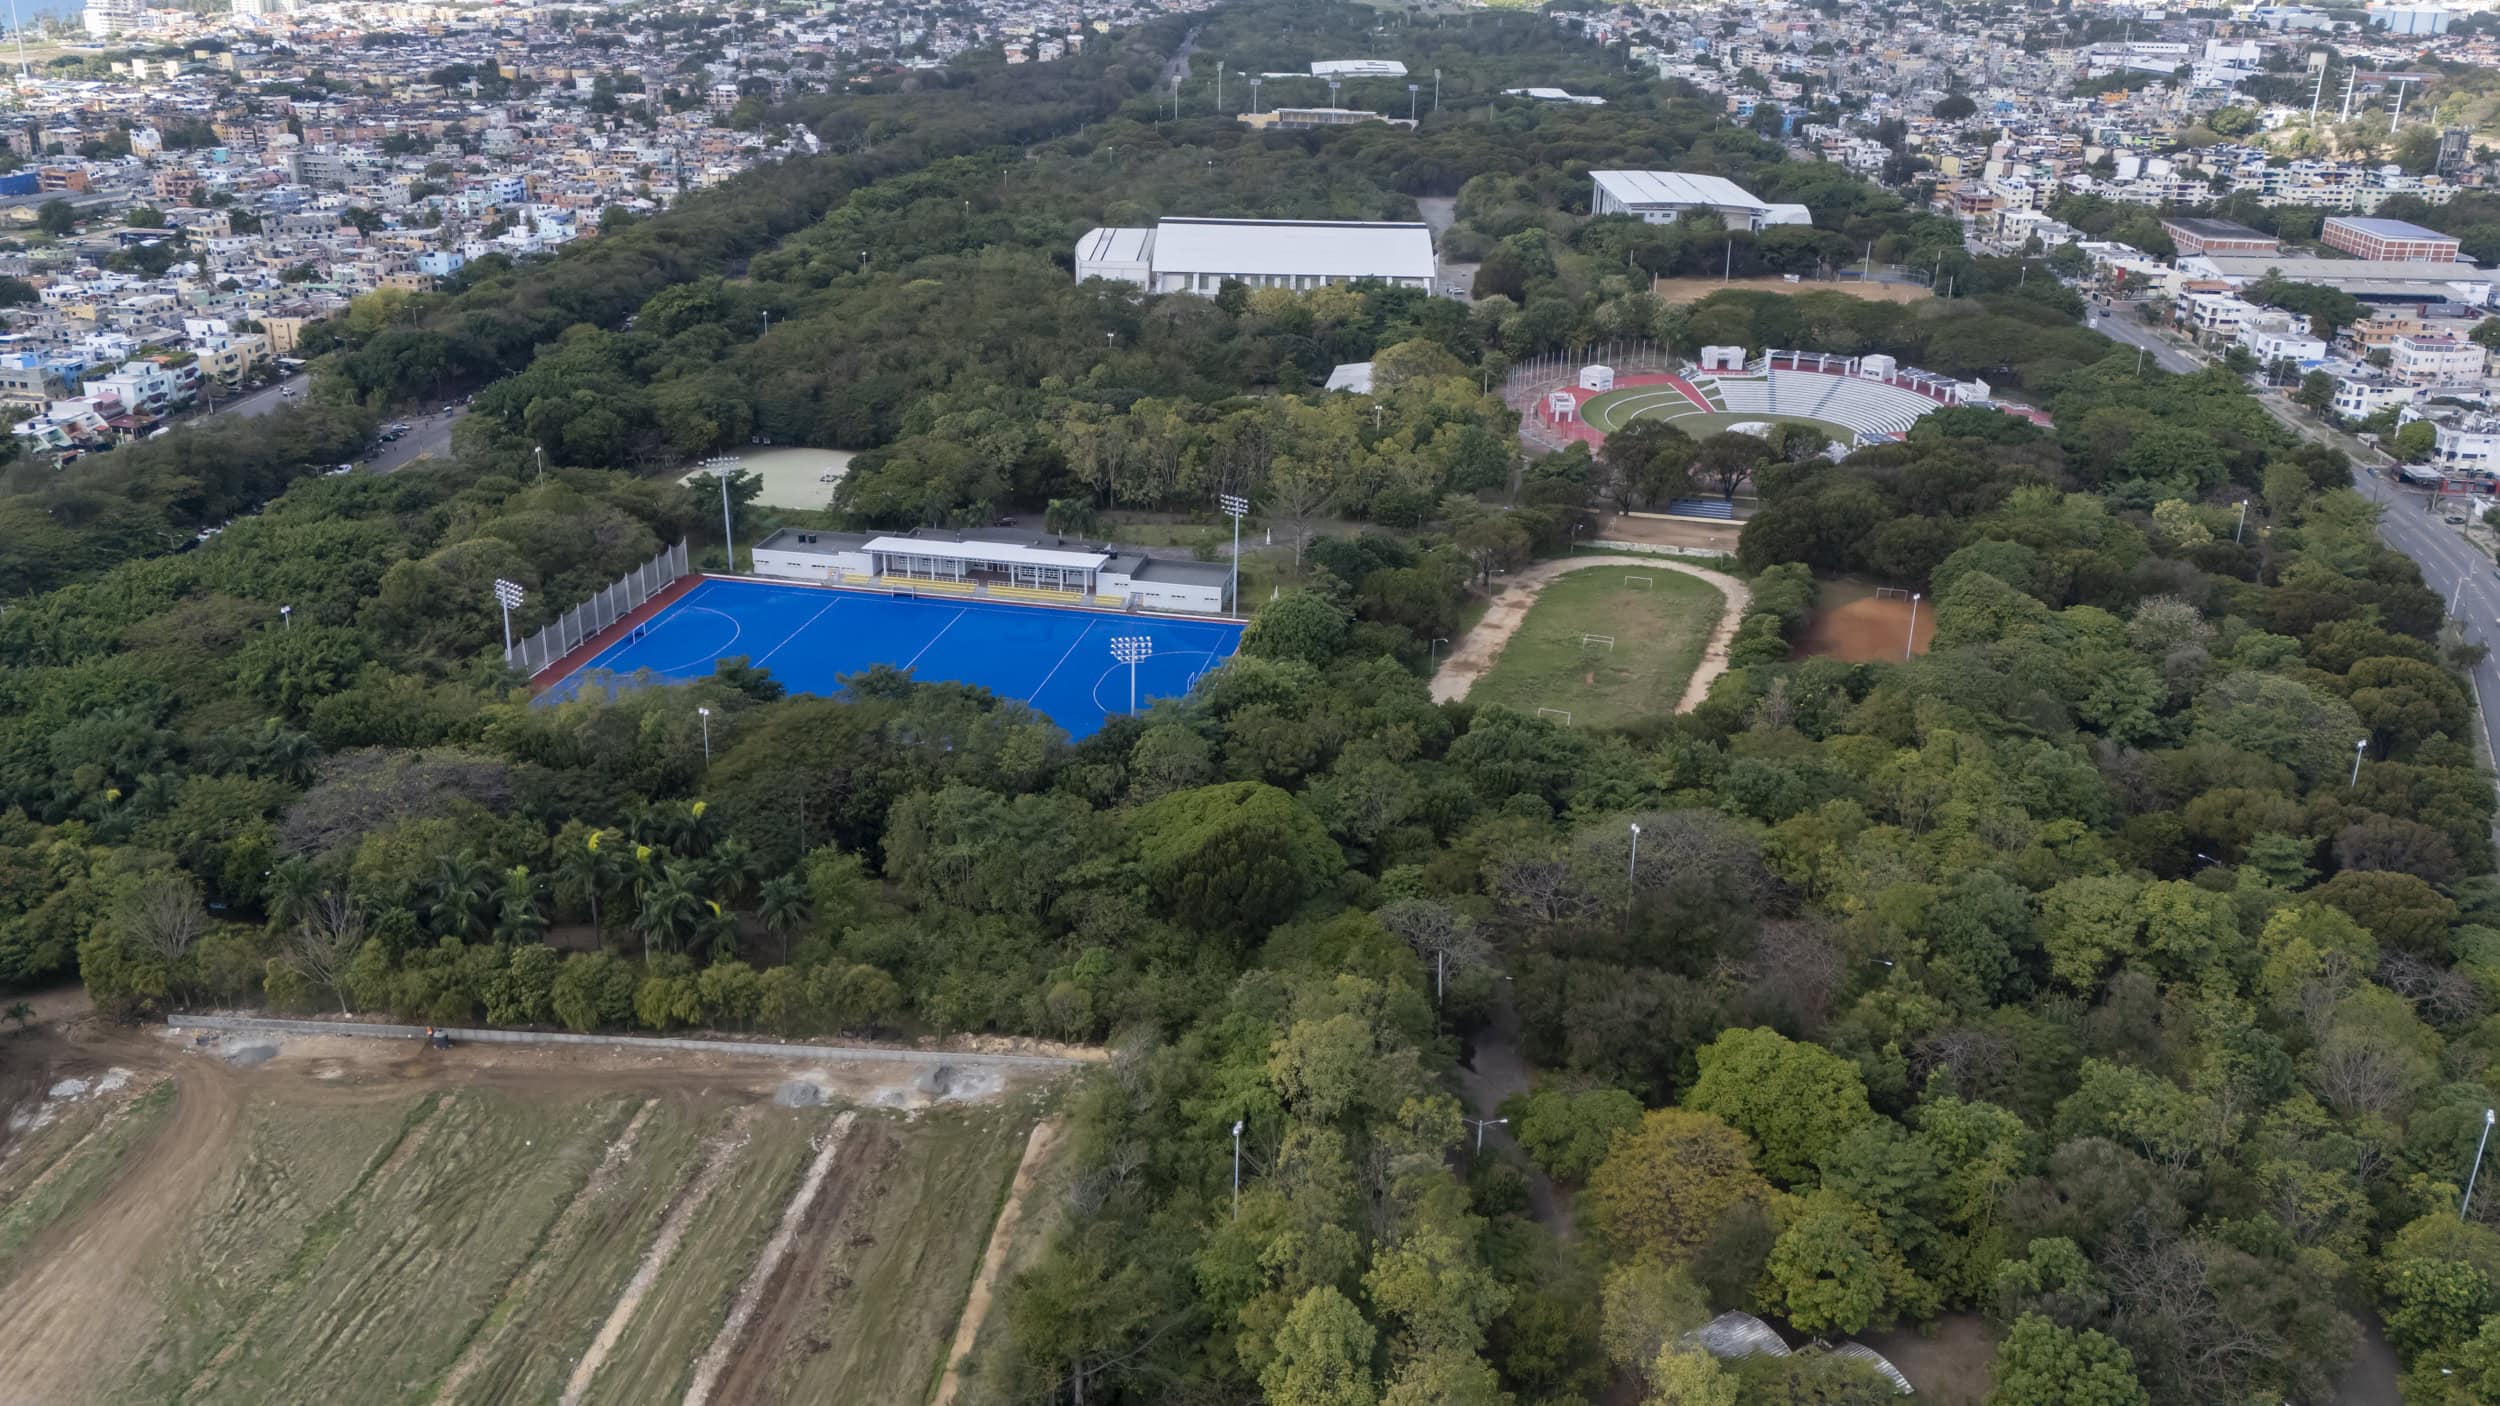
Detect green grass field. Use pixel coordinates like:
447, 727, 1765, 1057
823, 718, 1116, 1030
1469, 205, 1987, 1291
1470, 566, 1722, 728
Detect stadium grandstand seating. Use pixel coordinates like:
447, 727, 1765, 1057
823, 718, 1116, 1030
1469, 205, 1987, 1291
1689, 370, 1944, 439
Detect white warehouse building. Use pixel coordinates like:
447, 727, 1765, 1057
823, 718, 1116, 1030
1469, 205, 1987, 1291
1075, 218, 1439, 296
1589, 171, 1812, 231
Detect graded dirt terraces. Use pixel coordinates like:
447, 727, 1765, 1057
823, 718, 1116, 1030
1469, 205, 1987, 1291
0, 1020, 1067, 1406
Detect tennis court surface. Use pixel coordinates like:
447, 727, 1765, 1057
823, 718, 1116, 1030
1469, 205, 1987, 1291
540, 578, 1245, 739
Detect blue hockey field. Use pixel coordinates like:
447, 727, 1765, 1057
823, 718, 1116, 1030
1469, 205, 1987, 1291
539, 578, 1246, 739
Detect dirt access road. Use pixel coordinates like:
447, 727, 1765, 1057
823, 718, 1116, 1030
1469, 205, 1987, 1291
1430, 555, 1749, 713
0, 1018, 1062, 1406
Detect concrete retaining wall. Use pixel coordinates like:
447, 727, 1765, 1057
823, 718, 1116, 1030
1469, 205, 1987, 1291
165, 1014, 1090, 1070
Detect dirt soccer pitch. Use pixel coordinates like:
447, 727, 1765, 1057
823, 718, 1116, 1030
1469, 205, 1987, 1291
0, 1021, 1068, 1406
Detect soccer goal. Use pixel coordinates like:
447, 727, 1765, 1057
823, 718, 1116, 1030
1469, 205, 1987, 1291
1873, 586, 1915, 602
1624, 574, 1653, 589
1536, 707, 1574, 726
1581, 634, 1616, 652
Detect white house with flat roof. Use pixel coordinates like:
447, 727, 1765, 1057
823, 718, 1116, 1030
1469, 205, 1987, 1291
1074, 218, 1438, 296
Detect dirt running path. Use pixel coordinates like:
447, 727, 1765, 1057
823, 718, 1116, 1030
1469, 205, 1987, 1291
560, 1108, 760, 1406
931, 1118, 1065, 1406
680, 1112, 859, 1406
1429, 556, 1749, 713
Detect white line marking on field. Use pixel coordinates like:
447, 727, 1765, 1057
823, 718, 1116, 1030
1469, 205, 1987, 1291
753, 596, 842, 669
1028, 620, 1098, 701
903, 609, 968, 670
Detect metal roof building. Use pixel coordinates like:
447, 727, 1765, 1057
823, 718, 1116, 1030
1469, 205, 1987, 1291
2181, 252, 2494, 303
1590, 170, 1788, 230
1075, 218, 1438, 296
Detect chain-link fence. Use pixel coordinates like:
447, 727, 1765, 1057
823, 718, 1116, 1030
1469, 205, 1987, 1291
511, 539, 690, 677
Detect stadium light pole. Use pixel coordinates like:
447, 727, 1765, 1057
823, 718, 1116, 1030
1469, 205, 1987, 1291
1627, 821, 1642, 885
2351, 737, 2369, 788
1464, 1116, 1507, 1155
2466, 1109, 2497, 1221
492, 578, 525, 664
702, 455, 742, 571
1905, 592, 1922, 659
1110, 636, 1152, 714
1219, 493, 1248, 618
697, 705, 711, 766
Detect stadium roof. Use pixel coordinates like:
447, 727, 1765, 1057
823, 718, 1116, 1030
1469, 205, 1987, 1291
1590, 170, 1769, 213
2326, 215, 2451, 240
1074, 226, 1153, 266
1149, 218, 1437, 281
864, 536, 1110, 570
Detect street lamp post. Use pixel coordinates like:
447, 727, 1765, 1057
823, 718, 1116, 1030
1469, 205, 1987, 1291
279, 604, 292, 631
1110, 636, 1153, 714
701, 455, 742, 571
492, 578, 525, 664
1429, 636, 1449, 671
2235, 499, 2248, 544
534, 444, 544, 483
1905, 592, 1922, 659
697, 705, 712, 766
1220, 493, 1248, 618
2467, 1109, 2498, 1221
1408, 82, 1419, 121
1463, 1116, 1508, 1155
1231, 1119, 1244, 1220
1627, 821, 1642, 885
2352, 737, 2369, 788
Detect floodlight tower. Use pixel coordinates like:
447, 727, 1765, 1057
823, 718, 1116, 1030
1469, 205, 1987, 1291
1218, 493, 1248, 618
1109, 636, 1153, 714
700, 455, 742, 571
492, 578, 526, 662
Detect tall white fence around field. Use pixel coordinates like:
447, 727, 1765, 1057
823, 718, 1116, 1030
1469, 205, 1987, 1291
511, 539, 691, 677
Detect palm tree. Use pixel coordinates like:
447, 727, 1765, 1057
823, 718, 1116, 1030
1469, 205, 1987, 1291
758, 872, 810, 966
494, 865, 546, 945
666, 799, 718, 857
428, 853, 495, 939
702, 836, 762, 909
255, 719, 319, 786
554, 830, 616, 947
632, 863, 703, 961
264, 856, 324, 930
695, 898, 740, 963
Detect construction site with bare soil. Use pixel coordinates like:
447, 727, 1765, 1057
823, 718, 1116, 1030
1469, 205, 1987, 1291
0, 1015, 1078, 1406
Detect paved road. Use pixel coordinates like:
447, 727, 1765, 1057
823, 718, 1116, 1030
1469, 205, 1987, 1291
200, 372, 304, 422
2085, 304, 2202, 373
2353, 468, 2500, 773
363, 403, 465, 474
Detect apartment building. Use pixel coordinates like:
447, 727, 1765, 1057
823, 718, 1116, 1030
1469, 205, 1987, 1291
2389, 332, 2486, 384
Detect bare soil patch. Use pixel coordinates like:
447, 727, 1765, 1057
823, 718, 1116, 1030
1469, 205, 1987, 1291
1594, 512, 1742, 555
1794, 579, 1933, 662
0, 1018, 1063, 1406
1650, 275, 1932, 307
